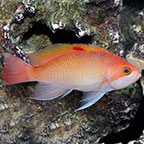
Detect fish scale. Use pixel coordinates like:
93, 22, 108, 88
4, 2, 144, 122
32, 51, 107, 86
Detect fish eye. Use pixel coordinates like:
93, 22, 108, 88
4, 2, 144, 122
123, 67, 131, 75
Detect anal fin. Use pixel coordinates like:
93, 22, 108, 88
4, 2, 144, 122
31, 82, 72, 101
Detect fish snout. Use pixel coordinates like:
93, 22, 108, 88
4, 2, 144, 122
110, 70, 141, 90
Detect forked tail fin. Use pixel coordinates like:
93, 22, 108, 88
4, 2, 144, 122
2, 54, 33, 84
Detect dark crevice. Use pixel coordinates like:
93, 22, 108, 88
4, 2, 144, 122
22, 21, 93, 44
123, 0, 144, 10
100, 94, 144, 144
100, 0, 144, 143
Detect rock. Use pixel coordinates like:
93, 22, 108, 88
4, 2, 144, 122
126, 42, 144, 72
0, 0, 143, 143
130, 8, 144, 43
126, 42, 144, 95
126, 26, 144, 96
118, 1, 144, 143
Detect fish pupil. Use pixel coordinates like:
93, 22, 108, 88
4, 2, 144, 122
124, 69, 129, 73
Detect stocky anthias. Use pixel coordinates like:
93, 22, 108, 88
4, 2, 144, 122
2, 44, 141, 111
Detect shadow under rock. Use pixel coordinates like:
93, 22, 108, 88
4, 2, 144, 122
22, 21, 93, 44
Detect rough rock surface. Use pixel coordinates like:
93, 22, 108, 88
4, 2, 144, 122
0, 0, 143, 144
119, 1, 144, 143
126, 42, 144, 95
127, 43, 144, 72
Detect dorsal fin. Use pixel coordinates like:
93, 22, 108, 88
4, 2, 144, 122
28, 44, 108, 66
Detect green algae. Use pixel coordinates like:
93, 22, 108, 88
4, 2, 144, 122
50, 0, 87, 21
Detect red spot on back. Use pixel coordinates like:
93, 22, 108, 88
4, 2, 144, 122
73, 46, 85, 51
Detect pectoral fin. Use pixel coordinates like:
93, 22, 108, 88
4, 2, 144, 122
30, 82, 72, 101
75, 91, 106, 111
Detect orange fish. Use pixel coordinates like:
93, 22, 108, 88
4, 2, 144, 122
2, 44, 141, 111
